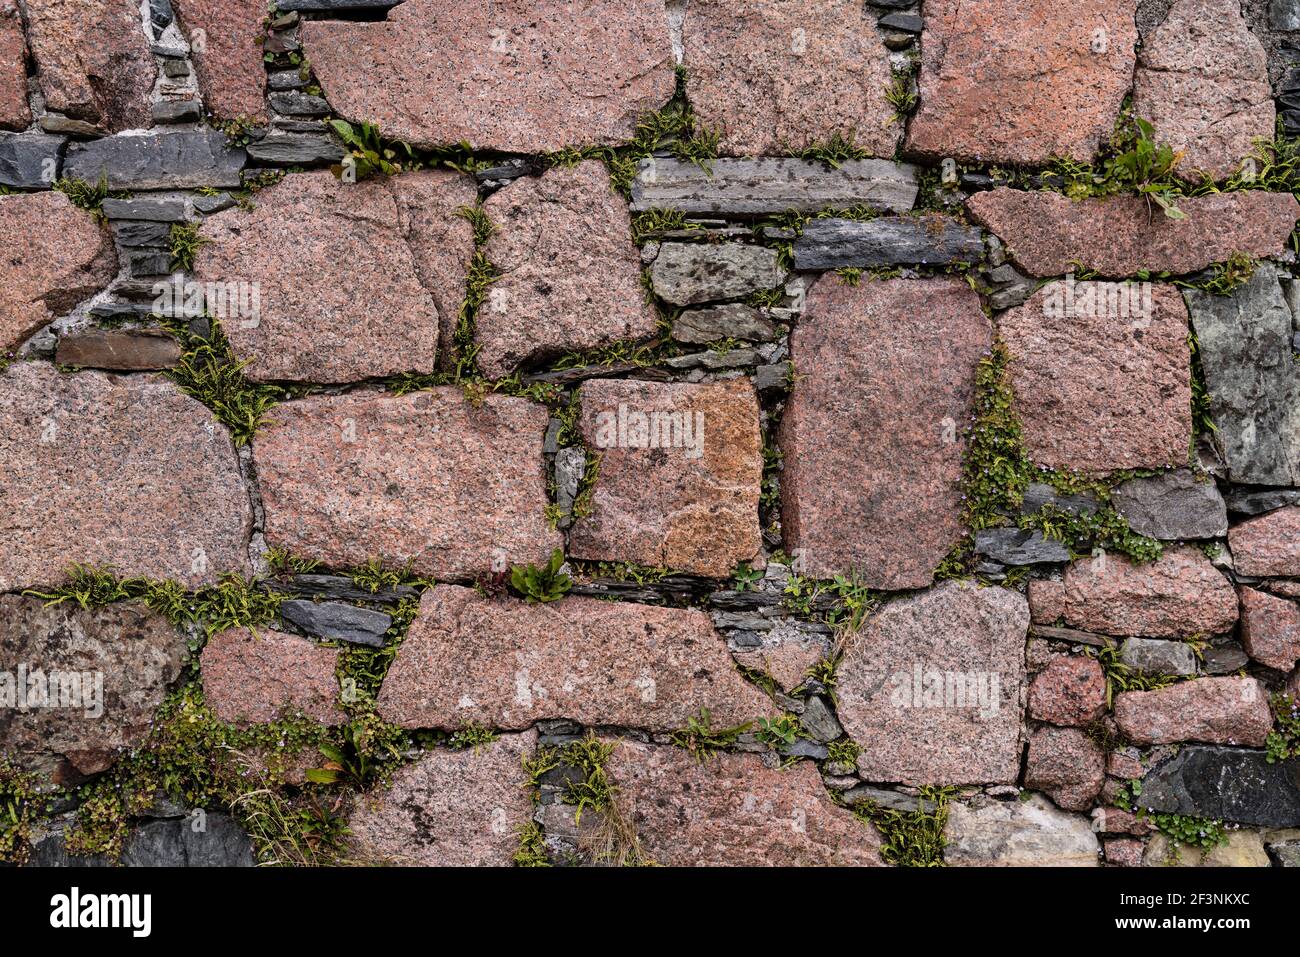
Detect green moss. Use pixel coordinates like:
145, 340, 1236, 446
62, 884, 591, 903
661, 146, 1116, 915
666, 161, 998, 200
1267, 693, 1300, 764
630, 208, 700, 243
513, 821, 551, 867
669, 708, 752, 761
852, 785, 954, 867
168, 222, 209, 271
825, 739, 860, 766
794, 131, 871, 169
755, 713, 802, 748
1091, 645, 1178, 709
54, 175, 120, 223
0, 761, 41, 864
449, 722, 500, 752
1177, 252, 1257, 297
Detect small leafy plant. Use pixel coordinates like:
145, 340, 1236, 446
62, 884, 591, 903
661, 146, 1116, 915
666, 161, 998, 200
669, 708, 751, 761
329, 119, 417, 180
510, 549, 572, 604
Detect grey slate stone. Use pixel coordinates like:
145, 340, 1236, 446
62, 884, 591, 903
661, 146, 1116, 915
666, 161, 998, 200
246, 135, 346, 166
1224, 486, 1300, 516
279, 599, 392, 647
754, 361, 789, 393
1203, 642, 1250, 675
1120, 637, 1198, 676
1020, 482, 1100, 518
269, 92, 331, 116
102, 197, 186, 222
1110, 469, 1228, 540
276, 574, 416, 606
64, 129, 246, 191
268, 71, 306, 91
38, 115, 101, 137
152, 99, 202, 123
193, 191, 237, 215
791, 216, 984, 270
0, 133, 64, 189
974, 527, 1071, 565
672, 303, 779, 344
630, 157, 919, 217
781, 738, 829, 760
111, 220, 172, 247
650, 242, 784, 306
1271, 0, 1300, 30
127, 249, 174, 277
878, 12, 923, 31
119, 813, 255, 867
799, 696, 843, 743
1140, 747, 1300, 827
841, 785, 934, 813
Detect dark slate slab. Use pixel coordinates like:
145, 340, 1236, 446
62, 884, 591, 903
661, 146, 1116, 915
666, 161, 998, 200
1139, 746, 1300, 827
245, 135, 346, 166
102, 197, 186, 221
0, 132, 64, 189
280, 598, 393, 646
64, 129, 246, 191
974, 526, 1071, 565
792, 215, 984, 269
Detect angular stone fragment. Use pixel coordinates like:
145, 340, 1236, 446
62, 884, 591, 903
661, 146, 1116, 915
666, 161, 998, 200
1105, 838, 1144, 867
967, 188, 1299, 277
254, 388, 561, 581
1145, 830, 1271, 867
630, 157, 918, 217
244, 135, 346, 166
945, 795, 1100, 866
1131, 0, 1274, 182
172, 0, 269, 123
24, 0, 156, 132
974, 527, 1071, 565
101, 198, 186, 222
279, 600, 392, 648
1114, 676, 1272, 746
55, 329, 182, 370
0, 192, 117, 352
1184, 265, 1300, 486
200, 627, 343, 726
672, 304, 778, 345
478, 161, 657, 377
905, 0, 1136, 165
0, 132, 64, 188
1225, 487, 1300, 516
682, 0, 897, 158
63, 128, 247, 190
196, 171, 442, 383
1028, 656, 1107, 727
650, 242, 784, 307
779, 277, 990, 586
302, 0, 675, 153
1120, 637, 1198, 676
1061, 547, 1237, 638
378, 585, 772, 730
119, 814, 255, 867
0, 596, 187, 785
1229, 506, 1300, 577
0, 363, 252, 590
838, 581, 1029, 785
791, 215, 984, 270
603, 738, 883, 866
1028, 579, 1067, 624
999, 282, 1191, 472
569, 378, 762, 577
1240, 587, 1300, 672
1139, 746, 1300, 827
347, 730, 537, 866
1025, 726, 1106, 811
0, 2, 28, 131
1111, 470, 1228, 539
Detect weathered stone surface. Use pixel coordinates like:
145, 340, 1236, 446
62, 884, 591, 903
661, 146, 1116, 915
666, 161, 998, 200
1062, 547, 1238, 638
378, 585, 772, 730
1139, 746, 1300, 827
200, 627, 343, 727
1229, 506, 1300, 577
1111, 470, 1228, 540
0, 132, 64, 189
0, 192, 117, 352
0, 363, 252, 590
838, 581, 1029, 785
733, 623, 830, 695
347, 730, 537, 866
172, 0, 267, 123
791, 215, 985, 270
1120, 637, 1198, 676
0, 3, 29, 131
55, 329, 182, 370
279, 600, 392, 648
478, 161, 657, 377
603, 738, 883, 866
254, 388, 561, 580
1105, 837, 1145, 866
905, 0, 1136, 165
244, 135, 347, 166
974, 527, 1071, 565
302, 0, 675, 154
119, 814, 255, 867
25, 0, 156, 132
682, 0, 896, 158
1240, 587, 1300, 672
945, 794, 1101, 866
1025, 726, 1106, 811
672, 304, 778, 344
1226, 487, 1300, 516
1185, 265, 1300, 486
1114, 676, 1272, 746
1000, 282, 1191, 473
650, 242, 784, 307
1145, 829, 1270, 867
64, 129, 247, 190
1028, 578, 1067, 624
1028, 655, 1107, 726
101, 197, 186, 222
780, 277, 990, 587
1131, 0, 1274, 182
197, 171, 442, 383
569, 378, 763, 577
630, 157, 918, 217
968, 188, 1300, 277
0, 596, 187, 785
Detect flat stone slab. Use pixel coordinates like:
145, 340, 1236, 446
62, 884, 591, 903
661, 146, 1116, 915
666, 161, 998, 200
0, 362, 253, 590
1120, 637, 1198, 676
649, 242, 784, 307
347, 730, 537, 866
279, 600, 392, 648
681, 0, 897, 157
0, 191, 117, 353
568, 378, 763, 577
1240, 587, 1300, 672
378, 585, 773, 731
1229, 506, 1300, 577
791, 215, 984, 270
967, 188, 1300, 277
1110, 469, 1228, 540
603, 738, 883, 866
55, 330, 182, 371
974, 527, 1071, 565
838, 580, 1029, 785
945, 795, 1100, 866
905, 0, 1135, 165
196, 171, 444, 384
1114, 676, 1272, 746
200, 627, 344, 727
1139, 746, 1300, 828
1062, 546, 1237, 638
302, 0, 676, 153
999, 281, 1191, 473
630, 157, 919, 217
779, 276, 990, 587
0, 596, 187, 786
478, 161, 657, 378
172, 0, 269, 123
0, 131, 64, 189
63, 129, 247, 191
253, 388, 561, 581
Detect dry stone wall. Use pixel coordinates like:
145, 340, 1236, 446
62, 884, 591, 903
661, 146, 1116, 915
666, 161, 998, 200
2, 0, 1300, 870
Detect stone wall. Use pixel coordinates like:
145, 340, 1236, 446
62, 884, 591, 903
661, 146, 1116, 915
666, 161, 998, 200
2, 0, 1300, 869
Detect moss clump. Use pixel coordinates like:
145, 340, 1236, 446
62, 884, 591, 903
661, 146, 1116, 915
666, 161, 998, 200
852, 786, 953, 867
0, 761, 42, 865
669, 708, 752, 762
